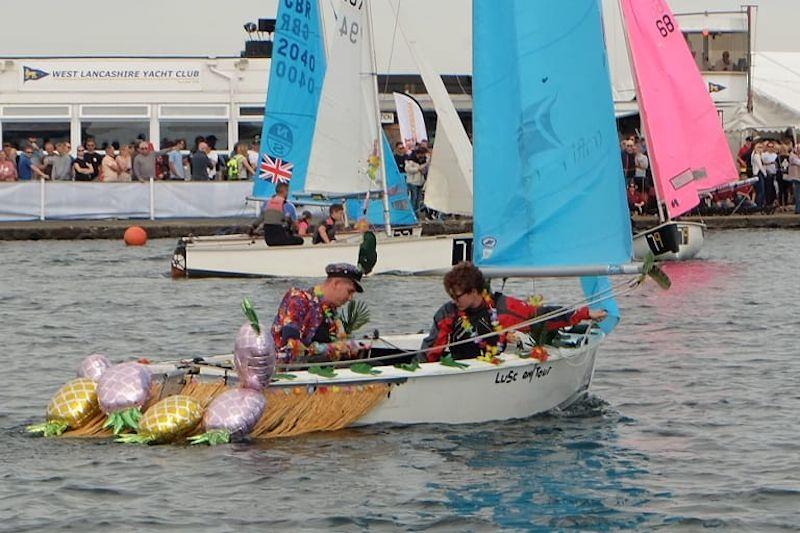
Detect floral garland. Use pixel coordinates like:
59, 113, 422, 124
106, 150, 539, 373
458, 290, 506, 364
314, 286, 347, 342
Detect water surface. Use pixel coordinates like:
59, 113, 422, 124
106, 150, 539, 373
1, 230, 798, 530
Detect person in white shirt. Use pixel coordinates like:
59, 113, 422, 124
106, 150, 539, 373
751, 142, 767, 207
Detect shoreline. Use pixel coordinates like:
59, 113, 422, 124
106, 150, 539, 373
0, 214, 798, 241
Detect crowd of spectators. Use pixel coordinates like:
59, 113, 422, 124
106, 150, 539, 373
621, 132, 800, 216
0, 134, 262, 183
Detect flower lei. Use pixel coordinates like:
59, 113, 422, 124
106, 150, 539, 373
458, 291, 505, 364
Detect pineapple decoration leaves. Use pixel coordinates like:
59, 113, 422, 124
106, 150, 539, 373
338, 300, 370, 335
241, 297, 260, 334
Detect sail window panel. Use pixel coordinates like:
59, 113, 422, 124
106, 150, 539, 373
159, 105, 228, 119
80, 105, 149, 118
159, 121, 228, 151
2, 122, 70, 146
80, 121, 150, 148
2, 106, 70, 118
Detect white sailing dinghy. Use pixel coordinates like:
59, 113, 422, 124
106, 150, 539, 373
145, 0, 646, 432
618, 0, 739, 261
171, 0, 469, 279
37, 1, 670, 444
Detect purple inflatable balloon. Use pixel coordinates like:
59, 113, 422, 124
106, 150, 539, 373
233, 322, 276, 390
203, 388, 266, 436
97, 362, 151, 414
77, 354, 113, 382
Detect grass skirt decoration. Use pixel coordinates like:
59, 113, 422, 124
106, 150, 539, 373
61, 377, 390, 441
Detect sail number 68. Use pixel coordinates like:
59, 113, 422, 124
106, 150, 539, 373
655, 15, 675, 38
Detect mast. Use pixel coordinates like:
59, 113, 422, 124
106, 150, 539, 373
365, 0, 392, 237
617, 0, 668, 224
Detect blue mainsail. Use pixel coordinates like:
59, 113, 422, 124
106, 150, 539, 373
345, 133, 418, 226
472, 0, 631, 331
473, 0, 631, 268
252, 0, 327, 199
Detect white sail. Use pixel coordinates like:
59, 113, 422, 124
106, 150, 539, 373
406, 39, 473, 215
305, 0, 383, 194
601, 0, 636, 103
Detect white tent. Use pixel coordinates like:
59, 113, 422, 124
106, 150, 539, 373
724, 52, 800, 134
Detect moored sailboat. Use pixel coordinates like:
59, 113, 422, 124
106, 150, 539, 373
171, 0, 469, 279
618, 0, 739, 260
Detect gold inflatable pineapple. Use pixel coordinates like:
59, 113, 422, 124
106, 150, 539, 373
117, 395, 203, 444
28, 378, 100, 437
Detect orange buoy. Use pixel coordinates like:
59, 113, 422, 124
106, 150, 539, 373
123, 226, 148, 246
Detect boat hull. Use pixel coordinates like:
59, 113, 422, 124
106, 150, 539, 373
171, 232, 474, 278
149, 331, 602, 427
633, 220, 705, 261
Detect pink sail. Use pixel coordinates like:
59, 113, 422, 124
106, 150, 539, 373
620, 0, 738, 218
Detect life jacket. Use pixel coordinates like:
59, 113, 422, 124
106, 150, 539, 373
262, 195, 286, 225
312, 217, 337, 244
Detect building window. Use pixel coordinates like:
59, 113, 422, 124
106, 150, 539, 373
1, 121, 70, 147
81, 121, 150, 148
683, 31, 748, 72
237, 122, 262, 148
160, 121, 228, 150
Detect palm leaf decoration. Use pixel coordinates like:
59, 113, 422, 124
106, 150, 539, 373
640, 252, 671, 290
358, 231, 378, 275
339, 300, 370, 335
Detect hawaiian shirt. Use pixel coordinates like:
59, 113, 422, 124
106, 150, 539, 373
271, 287, 326, 350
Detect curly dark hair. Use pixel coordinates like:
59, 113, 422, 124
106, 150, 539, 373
443, 262, 485, 298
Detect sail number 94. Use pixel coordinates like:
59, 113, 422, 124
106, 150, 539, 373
655, 15, 675, 38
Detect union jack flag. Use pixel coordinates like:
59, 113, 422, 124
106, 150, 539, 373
259, 154, 294, 183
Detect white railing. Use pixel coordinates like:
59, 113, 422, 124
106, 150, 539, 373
0, 180, 260, 221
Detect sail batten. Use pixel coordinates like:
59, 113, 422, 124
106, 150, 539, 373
473, 0, 631, 270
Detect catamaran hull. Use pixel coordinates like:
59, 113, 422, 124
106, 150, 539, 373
148, 332, 602, 427
171, 232, 474, 278
633, 221, 705, 261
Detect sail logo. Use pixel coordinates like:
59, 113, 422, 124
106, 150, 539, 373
259, 154, 294, 184
481, 236, 497, 260
708, 82, 726, 93
517, 94, 563, 161
23, 66, 49, 82
266, 122, 294, 157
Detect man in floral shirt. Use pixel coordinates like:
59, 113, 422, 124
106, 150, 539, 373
271, 263, 368, 362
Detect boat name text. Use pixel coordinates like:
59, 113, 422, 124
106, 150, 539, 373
494, 365, 551, 385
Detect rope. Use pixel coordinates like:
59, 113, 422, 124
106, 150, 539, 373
382, 0, 402, 95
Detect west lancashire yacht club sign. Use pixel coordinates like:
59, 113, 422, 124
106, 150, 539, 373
19, 62, 202, 91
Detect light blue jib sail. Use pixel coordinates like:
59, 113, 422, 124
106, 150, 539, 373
472, 0, 632, 332
345, 133, 418, 226
253, 0, 327, 200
